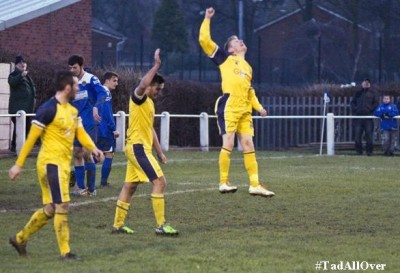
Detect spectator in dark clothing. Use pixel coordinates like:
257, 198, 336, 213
350, 79, 379, 156
8, 56, 36, 152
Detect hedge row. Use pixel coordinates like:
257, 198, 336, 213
3, 49, 400, 147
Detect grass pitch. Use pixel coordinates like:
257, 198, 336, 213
0, 150, 399, 273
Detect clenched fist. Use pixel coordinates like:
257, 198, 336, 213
205, 7, 215, 19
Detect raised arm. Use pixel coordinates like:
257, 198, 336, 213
134, 49, 162, 98
8, 71, 24, 87
199, 7, 218, 56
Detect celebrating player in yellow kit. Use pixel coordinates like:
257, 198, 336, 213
8, 71, 104, 260
199, 7, 274, 197
112, 49, 178, 236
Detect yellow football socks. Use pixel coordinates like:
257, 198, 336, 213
151, 194, 165, 227
54, 212, 70, 256
16, 208, 50, 243
113, 200, 130, 228
243, 151, 260, 187
219, 147, 232, 184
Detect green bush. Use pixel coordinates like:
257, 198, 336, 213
155, 78, 221, 147
3, 48, 400, 148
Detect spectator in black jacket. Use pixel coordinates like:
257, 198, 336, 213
8, 56, 36, 152
350, 79, 379, 155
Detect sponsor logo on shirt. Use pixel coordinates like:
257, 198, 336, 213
75, 90, 88, 101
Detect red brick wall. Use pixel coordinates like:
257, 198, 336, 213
0, 0, 92, 65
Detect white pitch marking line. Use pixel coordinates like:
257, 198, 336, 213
0, 186, 245, 214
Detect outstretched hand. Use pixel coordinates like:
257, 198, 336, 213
205, 7, 215, 19
154, 48, 161, 66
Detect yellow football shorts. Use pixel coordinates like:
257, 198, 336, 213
37, 160, 71, 205
124, 143, 163, 183
215, 94, 254, 136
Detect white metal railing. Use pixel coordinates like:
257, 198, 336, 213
114, 111, 382, 155
5, 110, 389, 156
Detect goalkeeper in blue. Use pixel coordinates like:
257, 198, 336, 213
97, 72, 120, 187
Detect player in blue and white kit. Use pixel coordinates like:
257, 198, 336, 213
97, 72, 119, 187
68, 55, 107, 196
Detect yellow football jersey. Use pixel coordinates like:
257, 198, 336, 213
199, 18, 254, 111
32, 97, 81, 165
126, 93, 154, 149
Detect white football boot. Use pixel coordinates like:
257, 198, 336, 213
249, 184, 275, 197
219, 182, 238, 193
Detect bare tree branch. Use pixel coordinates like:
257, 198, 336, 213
294, 0, 305, 11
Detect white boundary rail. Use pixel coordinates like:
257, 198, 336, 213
1, 111, 385, 156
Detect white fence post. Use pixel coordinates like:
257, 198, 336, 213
16, 110, 26, 153
115, 111, 126, 152
326, 113, 335, 156
160, 111, 170, 151
199, 112, 209, 151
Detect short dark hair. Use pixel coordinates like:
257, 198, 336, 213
363, 78, 371, 83
55, 71, 74, 91
68, 55, 84, 66
102, 71, 119, 84
224, 35, 237, 52
151, 73, 164, 85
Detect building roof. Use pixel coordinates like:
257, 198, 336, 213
254, 8, 302, 33
92, 18, 125, 40
254, 4, 370, 33
0, 0, 80, 31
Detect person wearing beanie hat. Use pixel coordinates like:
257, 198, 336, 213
15, 55, 25, 65
8, 55, 36, 153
